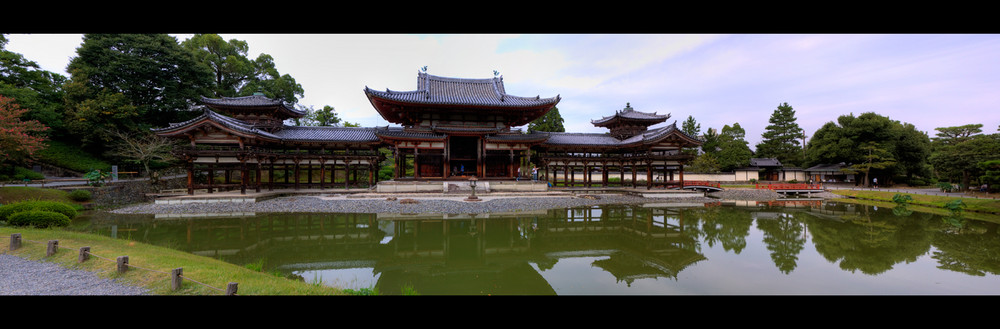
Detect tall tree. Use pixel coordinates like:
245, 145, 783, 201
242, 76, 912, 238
805, 112, 931, 186
929, 124, 1000, 188
715, 123, 753, 172
755, 102, 805, 167
528, 107, 565, 132
293, 105, 344, 127
65, 34, 213, 151
181, 34, 304, 103
0, 35, 67, 137
682, 115, 701, 136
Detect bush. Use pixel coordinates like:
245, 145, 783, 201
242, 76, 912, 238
0, 200, 78, 222
68, 189, 92, 202
7, 210, 71, 228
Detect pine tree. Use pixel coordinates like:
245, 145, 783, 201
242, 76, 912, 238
756, 102, 805, 167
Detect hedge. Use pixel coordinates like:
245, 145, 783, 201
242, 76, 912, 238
7, 210, 71, 228
0, 200, 78, 222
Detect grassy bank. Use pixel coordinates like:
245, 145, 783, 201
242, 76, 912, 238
0, 227, 346, 295
828, 189, 1000, 215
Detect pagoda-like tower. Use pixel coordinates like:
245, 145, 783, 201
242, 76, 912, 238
591, 103, 670, 139
198, 93, 306, 132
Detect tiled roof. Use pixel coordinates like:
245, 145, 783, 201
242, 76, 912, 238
274, 126, 380, 143
750, 158, 783, 167
591, 103, 670, 126
484, 132, 551, 142
374, 127, 447, 140
153, 109, 381, 143
364, 72, 560, 109
804, 163, 849, 172
152, 109, 280, 140
200, 94, 306, 118
542, 123, 701, 148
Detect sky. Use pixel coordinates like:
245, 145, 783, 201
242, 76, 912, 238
5, 33, 1000, 147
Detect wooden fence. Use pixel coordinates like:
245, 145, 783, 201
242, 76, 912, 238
5, 233, 238, 295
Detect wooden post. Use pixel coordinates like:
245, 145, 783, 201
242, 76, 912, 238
117, 256, 129, 273
10, 233, 21, 250
46, 240, 58, 256
78, 246, 90, 263
171, 268, 183, 291
226, 282, 239, 296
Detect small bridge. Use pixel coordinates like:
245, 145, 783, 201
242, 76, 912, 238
755, 183, 825, 195
665, 180, 723, 192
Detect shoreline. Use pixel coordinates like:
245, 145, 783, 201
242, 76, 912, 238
109, 188, 839, 215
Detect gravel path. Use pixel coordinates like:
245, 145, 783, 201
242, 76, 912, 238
0, 254, 149, 295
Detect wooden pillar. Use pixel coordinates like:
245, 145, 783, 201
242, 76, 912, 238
240, 159, 247, 194
268, 158, 275, 191
646, 161, 652, 190
186, 161, 194, 195
563, 163, 569, 187
631, 162, 637, 188
294, 158, 301, 190
207, 165, 214, 193
346, 162, 352, 189
319, 159, 327, 189
602, 161, 609, 187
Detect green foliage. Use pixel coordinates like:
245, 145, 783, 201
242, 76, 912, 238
0, 200, 77, 222
944, 199, 966, 213
528, 107, 565, 132
0, 38, 67, 138
65, 34, 212, 151
929, 125, 1000, 188
181, 34, 303, 103
936, 182, 955, 192
805, 112, 930, 184
891, 193, 913, 205
682, 115, 700, 136
342, 287, 380, 296
84, 169, 110, 187
711, 123, 752, 172
688, 153, 721, 173
755, 102, 805, 167
0, 167, 45, 181
68, 189, 92, 202
7, 210, 71, 228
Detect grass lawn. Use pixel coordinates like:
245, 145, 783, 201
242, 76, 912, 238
0, 226, 348, 295
0, 186, 77, 205
828, 189, 1000, 215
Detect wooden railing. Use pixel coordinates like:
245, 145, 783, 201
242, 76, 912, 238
755, 183, 824, 190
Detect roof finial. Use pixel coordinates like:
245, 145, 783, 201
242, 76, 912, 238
493, 70, 500, 77
421, 66, 428, 72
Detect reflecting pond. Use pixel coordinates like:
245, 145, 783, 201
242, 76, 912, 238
71, 199, 1000, 295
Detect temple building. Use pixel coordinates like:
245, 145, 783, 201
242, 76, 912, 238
364, 72, 558, 180
154, 72, 702, 194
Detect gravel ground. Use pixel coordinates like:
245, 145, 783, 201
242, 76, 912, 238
0, 254, 149, 295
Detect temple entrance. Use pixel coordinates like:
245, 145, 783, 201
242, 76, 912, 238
449, 136, 479, 177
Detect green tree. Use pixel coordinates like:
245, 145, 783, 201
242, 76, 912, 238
848, 142, 896, 187
806, 112, 930, 186
682, 115, 700, 137
67, 34, 213, 130
929, 124, 1000, 188
294, 105, 344, 127
755, 102, 804, 167
0, 35, 67, 137
688, 153, 721, 173
181, 34, 304, 103
715, 123, 753, 172
701, 127, 720, 155
528, 107, 565, 132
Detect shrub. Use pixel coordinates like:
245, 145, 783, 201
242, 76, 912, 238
68, 189, 92, 202
7, 210, 71, 228
0, 200, 78, 222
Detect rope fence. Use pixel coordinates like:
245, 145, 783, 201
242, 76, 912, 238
4, 233, 238, 295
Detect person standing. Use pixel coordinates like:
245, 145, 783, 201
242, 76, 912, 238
516, 166, 521, 181
872, 177, 878, 188
532, 166, 538, 182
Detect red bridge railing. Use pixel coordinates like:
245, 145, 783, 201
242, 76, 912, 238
660, 180, 721, 188
755, 183, 824, 190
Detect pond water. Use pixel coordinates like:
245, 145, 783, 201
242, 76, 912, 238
72, 199, 1000, 295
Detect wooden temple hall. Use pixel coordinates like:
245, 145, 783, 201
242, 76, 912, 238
153, 72, 703, 194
